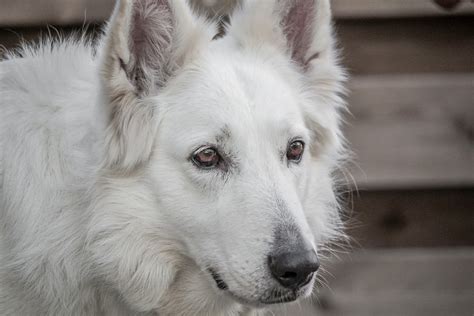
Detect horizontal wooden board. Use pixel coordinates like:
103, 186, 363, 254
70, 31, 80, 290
0, 0, 114, 26
336, 16, 474, 75
343, 189, 474, 248
271, 248, 474, 315
346, 74, 474, 189
333, 0, 474, 19
311, 248, 474, 316
0, 0, 473, 26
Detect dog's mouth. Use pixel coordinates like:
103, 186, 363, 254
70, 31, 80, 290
258, 285, 309, 305
207, 268, 306, 306
208, 268, 229, 290
259, 292, 298, 304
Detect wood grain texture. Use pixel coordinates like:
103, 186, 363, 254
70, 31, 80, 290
344, 189, 474, 248
346, 74, 474, 189
0, 0, 114, 26
333, 0, 474, 19
337, 16, 474, 75
311, 248, 474, 316
0, 0, 473, 26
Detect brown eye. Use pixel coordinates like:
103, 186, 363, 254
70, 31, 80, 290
192, 147, 221, 169
287, 140, 305, 163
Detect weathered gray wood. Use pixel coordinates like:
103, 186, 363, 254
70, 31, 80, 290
337, 16, 474, 75
1, 0, 473, 26
344, 189, 474, 248
0, 0, 114, 26
333, 0, 474, 19
269, 249, 474, 315
310, 248, 474, 316
346, 74, 474, 189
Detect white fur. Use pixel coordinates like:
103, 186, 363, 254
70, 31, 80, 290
0, 0, 346, 315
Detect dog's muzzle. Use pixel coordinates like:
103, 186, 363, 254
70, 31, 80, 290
268, 224, 319, 291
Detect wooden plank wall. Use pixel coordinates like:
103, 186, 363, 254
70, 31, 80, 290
312, 249, 474, 316
335, 16, 474, 189
337, 16, 474, 75
1, 0, 474, 26
320, 13, 474, 315
345, 189, 474, 248
347, 74, 473, 189
333, 0, 474, 18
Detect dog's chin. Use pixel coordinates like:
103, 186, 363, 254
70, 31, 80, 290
207, 268, 314, 308
257, 281, 314, 306
226, 287, 311, 308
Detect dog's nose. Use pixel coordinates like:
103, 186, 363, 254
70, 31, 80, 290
268, 250, 319, 289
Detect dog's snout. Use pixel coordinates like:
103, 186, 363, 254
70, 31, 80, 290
268, 249, 319, 289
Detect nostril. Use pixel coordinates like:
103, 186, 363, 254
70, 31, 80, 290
280, 271, 298, 279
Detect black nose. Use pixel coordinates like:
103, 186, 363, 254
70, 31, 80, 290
268, 250, 320, 289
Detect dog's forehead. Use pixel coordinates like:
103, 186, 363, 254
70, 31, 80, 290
168, 47, 304, 121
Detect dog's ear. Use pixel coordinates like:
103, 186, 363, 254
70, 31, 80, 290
232, 0, 346, 162
100, 0, 214, 171
279, 0, 336, 69
231, 0, 335, 69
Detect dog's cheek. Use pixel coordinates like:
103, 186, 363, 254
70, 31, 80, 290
87, 179, 186, 311
90, 229, 180, 311
301, 167, 339, 243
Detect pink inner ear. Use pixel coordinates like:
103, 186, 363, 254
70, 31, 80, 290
281, 0, 316, 67
128, 0, 174, 92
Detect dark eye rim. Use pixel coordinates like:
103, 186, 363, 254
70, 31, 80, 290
191, 146, 222, 170
287, 139, 305, 163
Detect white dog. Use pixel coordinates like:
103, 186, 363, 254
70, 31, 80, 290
0, 0, 346, 314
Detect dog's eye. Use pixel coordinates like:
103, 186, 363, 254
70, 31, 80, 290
192, 147, 221, 169
287, 140, 305, 163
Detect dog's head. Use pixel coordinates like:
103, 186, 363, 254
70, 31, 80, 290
93, 0, 345, 309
